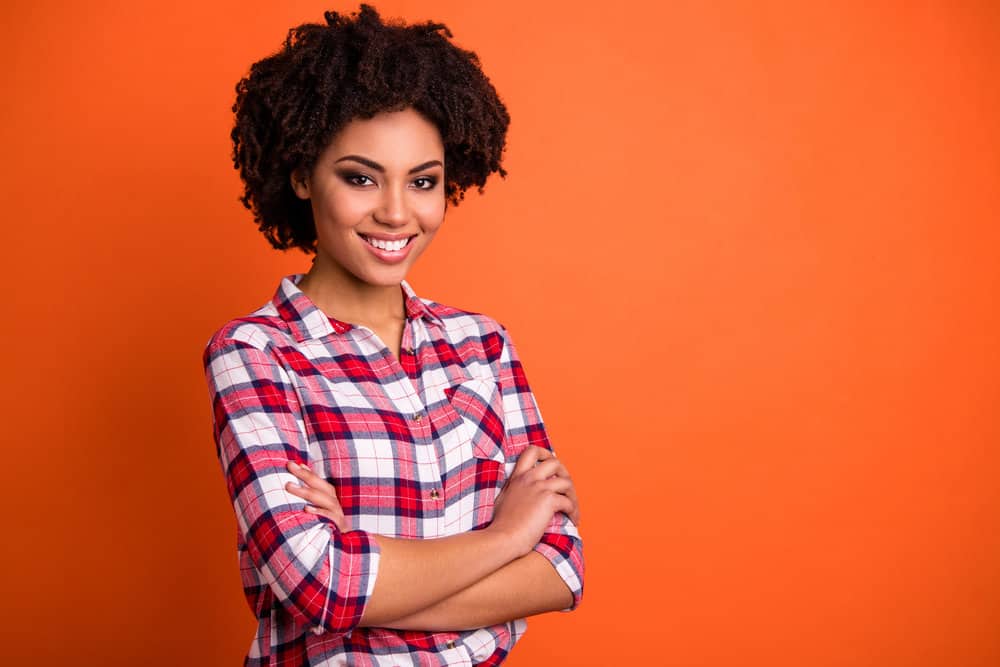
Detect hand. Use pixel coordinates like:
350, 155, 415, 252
285, 461, 351, 532
489, 445, 576, 556
536, 449, 581, 527
497, 446, 581, 526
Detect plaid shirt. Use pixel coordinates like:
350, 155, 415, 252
203, 275, 584, 666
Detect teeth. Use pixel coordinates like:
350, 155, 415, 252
364, 236, 410, 252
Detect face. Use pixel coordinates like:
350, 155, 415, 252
291, 107, 446, 289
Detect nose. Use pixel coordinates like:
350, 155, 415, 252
373, 185, 409, 227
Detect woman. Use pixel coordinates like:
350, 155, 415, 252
204, 6, 584, 665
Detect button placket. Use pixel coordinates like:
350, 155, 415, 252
403, 384, 444, 531
400, 320, 448, 535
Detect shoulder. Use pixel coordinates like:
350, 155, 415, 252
421, 297, 507, 340
203, 300, 294, 362
420, 297, 509, 362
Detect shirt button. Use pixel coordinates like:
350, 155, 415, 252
413, 412, 423, 422
430, 489, 440, 499
446, 640, 456, 649
403, 345, 414, 355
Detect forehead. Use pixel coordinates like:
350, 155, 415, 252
325, 108, 444, 163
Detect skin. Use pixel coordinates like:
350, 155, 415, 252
291, 108, 447, 359
285, 108, 581, 629
287, 446, 582, 630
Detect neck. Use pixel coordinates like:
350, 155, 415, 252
297, 259, 405, 327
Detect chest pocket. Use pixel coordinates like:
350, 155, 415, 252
444, 377, 506, 466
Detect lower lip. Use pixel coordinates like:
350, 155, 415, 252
361, 235, 415, 264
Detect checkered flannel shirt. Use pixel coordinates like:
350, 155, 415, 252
203, 275, 584, 666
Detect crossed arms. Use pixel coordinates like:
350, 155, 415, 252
284, 448, 580, 631
205, 325, 584, 637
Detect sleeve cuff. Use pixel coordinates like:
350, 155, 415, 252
533, 531, 584, 612
313, 527, 381, 636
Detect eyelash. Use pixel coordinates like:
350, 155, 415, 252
340, 173, 438, 190
412, 176, 438, 190
344, 173, 374, 187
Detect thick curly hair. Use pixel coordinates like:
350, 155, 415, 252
231, 4, 510, 253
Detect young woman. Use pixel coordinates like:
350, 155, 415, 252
203, 6, 584, 665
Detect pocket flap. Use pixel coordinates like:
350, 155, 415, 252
443, 377, 505, 463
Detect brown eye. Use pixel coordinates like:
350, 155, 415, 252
412, 176, 437, 190
342, 173, 374, 187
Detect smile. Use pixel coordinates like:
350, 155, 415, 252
360, 234, 414, 252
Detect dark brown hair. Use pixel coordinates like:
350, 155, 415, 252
231, 4, 510, 252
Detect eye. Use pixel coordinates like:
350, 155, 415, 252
341, 172, 374, 187
412, 176, 438, 190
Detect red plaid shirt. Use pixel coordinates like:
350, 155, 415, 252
203, 275, 584, 666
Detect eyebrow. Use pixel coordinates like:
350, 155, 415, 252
334, 155, 443, 174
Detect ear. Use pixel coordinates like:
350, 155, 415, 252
290, 167, 311, 199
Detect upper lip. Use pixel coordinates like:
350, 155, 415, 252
358, 232, 417, 241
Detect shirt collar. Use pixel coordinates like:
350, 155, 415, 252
272, 274, 443, 342
400, 279, 445, 328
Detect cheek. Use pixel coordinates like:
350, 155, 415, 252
417, 197, 447, 231
316, 188, 368, 230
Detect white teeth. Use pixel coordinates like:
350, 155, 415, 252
364, 236, 410, 252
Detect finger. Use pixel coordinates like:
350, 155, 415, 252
511, 446, 542, 477
564, 489, 580, 526
512, 445, 553, 477
291, 467, 342, 504
541, 478, 580, 526
285, 482, 342, 512
548, 459, 570, 478
541, 476, 574, 494
286, 460, 311, 476
527, 458, 566, 482
569, 494, 581, 526
285, 482, 324, 506
537, 459, 567, 479
536, 458, 577, 518
303, 505, 343, 521
287, 461, 328, 486
304, 505, 347, 531
287, 462, 338, 493
553, 492, 575, 518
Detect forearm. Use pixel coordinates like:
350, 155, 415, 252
359, 528, 522, 626
372, 551, 572, 632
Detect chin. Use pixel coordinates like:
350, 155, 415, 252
358, 268, 410, 287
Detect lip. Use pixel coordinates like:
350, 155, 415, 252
358, 232, 417, 264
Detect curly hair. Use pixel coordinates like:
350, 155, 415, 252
231, 4, 510, 253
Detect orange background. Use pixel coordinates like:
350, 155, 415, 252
2, 1, 998, 665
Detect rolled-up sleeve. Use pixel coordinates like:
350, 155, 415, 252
204, 326, 380, 635
496, 326, 584, 611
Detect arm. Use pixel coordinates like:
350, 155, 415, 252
495, 326, 585, 612
286, 326, 586, 629
379, 551, 572, 631
206, 329, 570, 635
287, 448, 579, 630
359, 530, 519, 625
206, 331, 381, 636
376, 439, 581, 630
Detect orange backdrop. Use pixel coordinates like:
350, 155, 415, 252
2, 1, 998, 665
